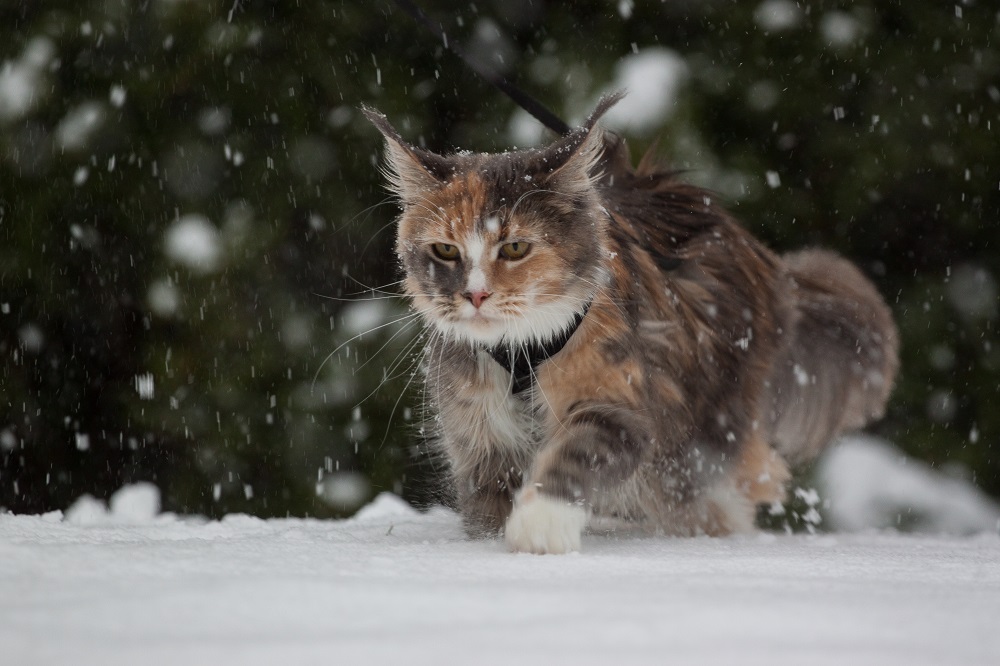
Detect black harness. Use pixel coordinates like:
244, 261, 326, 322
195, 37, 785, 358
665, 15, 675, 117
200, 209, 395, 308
485, 303, 590, 394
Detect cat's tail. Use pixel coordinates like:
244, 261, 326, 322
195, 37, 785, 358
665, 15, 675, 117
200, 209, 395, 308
763, 249, 899, 466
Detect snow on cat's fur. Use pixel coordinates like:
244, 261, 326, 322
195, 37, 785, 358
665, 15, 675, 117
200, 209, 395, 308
364, 95, 898, 553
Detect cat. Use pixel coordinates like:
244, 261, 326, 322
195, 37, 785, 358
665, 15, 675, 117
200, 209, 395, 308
362, 93, 898, 554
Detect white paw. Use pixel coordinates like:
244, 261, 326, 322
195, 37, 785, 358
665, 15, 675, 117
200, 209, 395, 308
504, 487, 587, 554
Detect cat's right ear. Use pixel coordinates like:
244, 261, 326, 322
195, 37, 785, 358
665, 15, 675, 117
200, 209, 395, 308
361, 106, 448, 203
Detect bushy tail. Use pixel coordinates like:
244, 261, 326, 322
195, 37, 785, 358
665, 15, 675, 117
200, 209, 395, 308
764, 250, 899, 466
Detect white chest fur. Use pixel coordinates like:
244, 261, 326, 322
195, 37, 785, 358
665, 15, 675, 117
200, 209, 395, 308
435, 350, 540, 479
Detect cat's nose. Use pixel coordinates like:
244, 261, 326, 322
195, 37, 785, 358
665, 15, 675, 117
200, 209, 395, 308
463, 290, 491, 309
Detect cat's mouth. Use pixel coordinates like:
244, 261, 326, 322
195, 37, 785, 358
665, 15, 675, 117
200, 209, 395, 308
456, 299, 503, 323
428, 293, 590, 347
433, 304, 509, 345
457, 308, 501, 329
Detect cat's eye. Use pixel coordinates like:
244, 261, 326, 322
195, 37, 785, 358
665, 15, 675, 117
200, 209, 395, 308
432, 243, 460, 260
499, 241, 531, 260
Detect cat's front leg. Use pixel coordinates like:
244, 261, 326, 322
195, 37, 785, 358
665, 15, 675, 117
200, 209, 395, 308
458, 479, 516, 539
504, 485, 587, 554
505, 408, 646, 554
453, 455, 526, 539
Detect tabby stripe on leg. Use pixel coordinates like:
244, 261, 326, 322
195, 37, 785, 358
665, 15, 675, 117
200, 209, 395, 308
536, 411, 645, 501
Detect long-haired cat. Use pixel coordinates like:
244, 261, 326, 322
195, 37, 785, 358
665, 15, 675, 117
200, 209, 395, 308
363, 94, 898, 554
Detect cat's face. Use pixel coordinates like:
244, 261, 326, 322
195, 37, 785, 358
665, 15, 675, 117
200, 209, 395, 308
394, 164, 606, 347
365, 102, 620, 348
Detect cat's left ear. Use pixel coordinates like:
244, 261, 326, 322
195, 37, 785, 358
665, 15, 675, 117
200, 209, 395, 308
539, 91, 625, 194
361, 106, 449, 203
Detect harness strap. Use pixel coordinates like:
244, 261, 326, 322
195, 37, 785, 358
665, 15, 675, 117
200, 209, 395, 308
485, 302, 590, 394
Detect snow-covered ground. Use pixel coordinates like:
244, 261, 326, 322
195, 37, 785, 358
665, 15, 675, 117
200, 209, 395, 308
4, 437, 1000, 665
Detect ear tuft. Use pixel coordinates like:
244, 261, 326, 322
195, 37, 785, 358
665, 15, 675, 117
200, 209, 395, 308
538, 92, 626, 193
361, 106, 448, 202
581, 91, 626, 134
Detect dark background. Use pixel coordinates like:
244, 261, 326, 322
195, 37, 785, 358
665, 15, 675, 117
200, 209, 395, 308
2, 0, 997, 518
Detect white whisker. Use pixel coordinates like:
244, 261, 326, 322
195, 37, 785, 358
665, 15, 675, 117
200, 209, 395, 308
311, 306, 436, 388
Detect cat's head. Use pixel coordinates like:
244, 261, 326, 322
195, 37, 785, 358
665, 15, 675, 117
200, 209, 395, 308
363, 95, 622, 348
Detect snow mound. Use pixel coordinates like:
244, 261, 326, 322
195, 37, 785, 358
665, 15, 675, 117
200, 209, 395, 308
64, 482, 162, 526
109, 482, 161, 523
818, 435, 1000, 535
63, 494, 110, 525
351, 490, 419, 523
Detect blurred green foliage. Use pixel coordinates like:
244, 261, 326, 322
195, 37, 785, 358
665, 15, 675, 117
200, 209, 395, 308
1, 0, 998, 517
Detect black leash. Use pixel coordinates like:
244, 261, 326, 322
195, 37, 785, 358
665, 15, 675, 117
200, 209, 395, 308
386, 0, 572, 137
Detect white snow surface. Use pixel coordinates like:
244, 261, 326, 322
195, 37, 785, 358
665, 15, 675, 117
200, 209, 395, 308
5, 484, 1000, 665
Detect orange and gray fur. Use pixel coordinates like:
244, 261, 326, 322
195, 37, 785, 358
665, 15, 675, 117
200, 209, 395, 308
364, 95, 898, 554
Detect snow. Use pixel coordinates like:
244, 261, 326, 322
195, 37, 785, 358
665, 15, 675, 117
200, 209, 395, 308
507, 107, 547, 147
108, 483, 163, 523
945, 263, 997, 321
754, 0, 803, 32
818, 436, 1000, 535
510, 47, 686, 143
147, 278, 181, 317
746, 79, 780, 111
316, 471, 371, 511
55, 101, 107, 152
198, 106, 230, 135
109, 84, 127, 108
17, 323, 45, 353
819, 11, 864, 48
5, 473, 1000, 665
340, 299, 391, 336
64, 483, 163, 527
134, 372, 156, 400
288, 135, 337, 181
599, 48, 688, 135
280, 313, 313, 350
73, 165, 90, 186
0, 37, 55, 123
163, 213, 223, 274
0, 428, 15, 451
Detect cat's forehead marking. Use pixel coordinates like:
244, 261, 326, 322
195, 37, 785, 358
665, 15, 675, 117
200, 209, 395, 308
442, 170, 487, 205
431, 169, 518, 243
464, 233, 489, 295
465, 235, 488, 267
435, 171, 492, 237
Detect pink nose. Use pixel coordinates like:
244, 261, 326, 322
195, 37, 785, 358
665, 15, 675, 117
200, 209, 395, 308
464, 290, 491, 309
